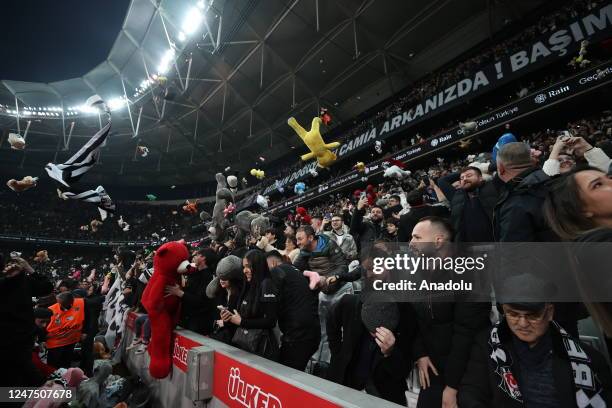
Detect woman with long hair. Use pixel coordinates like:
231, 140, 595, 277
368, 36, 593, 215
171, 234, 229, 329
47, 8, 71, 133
205, 255, 245, 344
220, 249, 279, 360
544, 166, 612, 240
544, 165, 612, 339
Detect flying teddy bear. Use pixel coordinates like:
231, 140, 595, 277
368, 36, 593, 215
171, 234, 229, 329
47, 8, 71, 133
140, 240, 191, 379
182, 200, 198, 214
34, 250, 49, 263
8, 133, 26, 150
7, 176, 38, 192
287, 117, 340, 168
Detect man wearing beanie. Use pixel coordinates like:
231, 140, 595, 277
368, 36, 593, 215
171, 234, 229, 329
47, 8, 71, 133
165, 247, 218, 335
327, 293, 415, 405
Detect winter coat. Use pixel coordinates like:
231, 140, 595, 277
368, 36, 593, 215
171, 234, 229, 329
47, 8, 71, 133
458, 320, 612, 408
493, 168, 558, 242
350, 208, 384, 252
179, 267, 217, 335
0, 271, 53, 349
327, 295, 416, 405
293, 234, 349, 280
324, 226, 359, 260
412, 295, 491, 389
438, 172, 503, 242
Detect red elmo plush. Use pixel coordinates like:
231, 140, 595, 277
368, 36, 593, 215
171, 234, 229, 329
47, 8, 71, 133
140, 240, 190, 379
295, 206, 312, 225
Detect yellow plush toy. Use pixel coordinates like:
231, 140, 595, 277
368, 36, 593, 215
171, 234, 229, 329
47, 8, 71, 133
287, 117, 340, 168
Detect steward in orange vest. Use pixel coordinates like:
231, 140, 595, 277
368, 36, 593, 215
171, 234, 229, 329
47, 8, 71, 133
47, 293, 86, 349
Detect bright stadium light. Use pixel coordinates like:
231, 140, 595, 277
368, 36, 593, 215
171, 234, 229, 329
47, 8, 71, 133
182, 6, 204, 35
178, 31, 186, 42
157, 48, 176, 74
107, 97, 127, 111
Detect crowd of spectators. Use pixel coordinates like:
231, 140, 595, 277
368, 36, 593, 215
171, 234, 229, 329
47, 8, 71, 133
2, 0, 612, 405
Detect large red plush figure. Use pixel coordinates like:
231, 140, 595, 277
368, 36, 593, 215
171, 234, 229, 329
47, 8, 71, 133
141, 240, 190, 379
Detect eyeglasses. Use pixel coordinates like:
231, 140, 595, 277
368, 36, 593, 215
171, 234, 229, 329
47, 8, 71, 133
504, 307, 549, 324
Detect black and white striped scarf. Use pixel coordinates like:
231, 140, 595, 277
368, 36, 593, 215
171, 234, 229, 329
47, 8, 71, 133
490, 320, 606, 408
45, 96, 115, 218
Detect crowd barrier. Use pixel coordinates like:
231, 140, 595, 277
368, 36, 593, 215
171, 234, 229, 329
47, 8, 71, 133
122, 312, 408, 408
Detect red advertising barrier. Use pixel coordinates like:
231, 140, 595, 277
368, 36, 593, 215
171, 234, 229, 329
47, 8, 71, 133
172, 333, 203, 372
213, 353, 341, 408
163, 327, 341, 407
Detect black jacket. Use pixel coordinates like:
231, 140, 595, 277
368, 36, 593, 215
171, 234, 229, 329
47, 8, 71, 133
180, 267, 217, 335
270, 263, 320, 342
0, 271, 53, 349
412, 296, 491, 389
438, 172, 503, 242
327, 295, 416, 405
398, 204, 450, 242
458, 321, 612, 408
350, 208, 384, 253
493, 168, 558, 242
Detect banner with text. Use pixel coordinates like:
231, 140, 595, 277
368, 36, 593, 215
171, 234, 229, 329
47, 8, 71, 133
263, 4, 612, 195
266, 60, 612, 212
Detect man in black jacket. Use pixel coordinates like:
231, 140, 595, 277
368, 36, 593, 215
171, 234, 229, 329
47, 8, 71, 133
398, 188, 450, 242
350, 195, 384, 254
165, 248, 218, 335
409, 217, 492, 408
437, 166, 503, 242
493, 142, 586, 335
493, 142, 558, 242
327, 295, 416, 405
266, 251, 320, 371
0, 255, 53, 387
459, 300, 612, 407
294, 225, 355, 372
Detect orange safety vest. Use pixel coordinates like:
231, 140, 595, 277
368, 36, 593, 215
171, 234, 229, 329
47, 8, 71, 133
46, 298, 85, 349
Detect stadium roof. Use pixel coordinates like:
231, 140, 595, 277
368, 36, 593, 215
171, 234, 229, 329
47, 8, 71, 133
0, 0, 545, 186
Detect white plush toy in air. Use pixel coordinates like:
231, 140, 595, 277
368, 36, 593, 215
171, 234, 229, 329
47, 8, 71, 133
8, 133, 25, 150
459, 121, 478, 133
383, 165, 411, 180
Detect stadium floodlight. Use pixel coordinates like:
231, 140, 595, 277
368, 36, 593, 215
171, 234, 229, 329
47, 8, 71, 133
108, 97, 127, 111
182, 6, 204, 35
157, 48, 176, 74
178, 31, 186, 42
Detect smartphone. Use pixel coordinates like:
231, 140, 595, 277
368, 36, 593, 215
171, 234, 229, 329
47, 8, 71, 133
216, 305, 228, 311
360, 191, 367, 200
557, 130, 571, 142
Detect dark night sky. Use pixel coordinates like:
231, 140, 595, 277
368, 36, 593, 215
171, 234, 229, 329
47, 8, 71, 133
0, 0, 130, 83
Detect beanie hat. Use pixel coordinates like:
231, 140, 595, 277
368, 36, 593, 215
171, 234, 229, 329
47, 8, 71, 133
72, 288, 88, 298
216, 255, 243, 280
361, 300, 400, 333
492, 132, 517, 164
34, 307, 53, 319
206, 255, 243, 298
